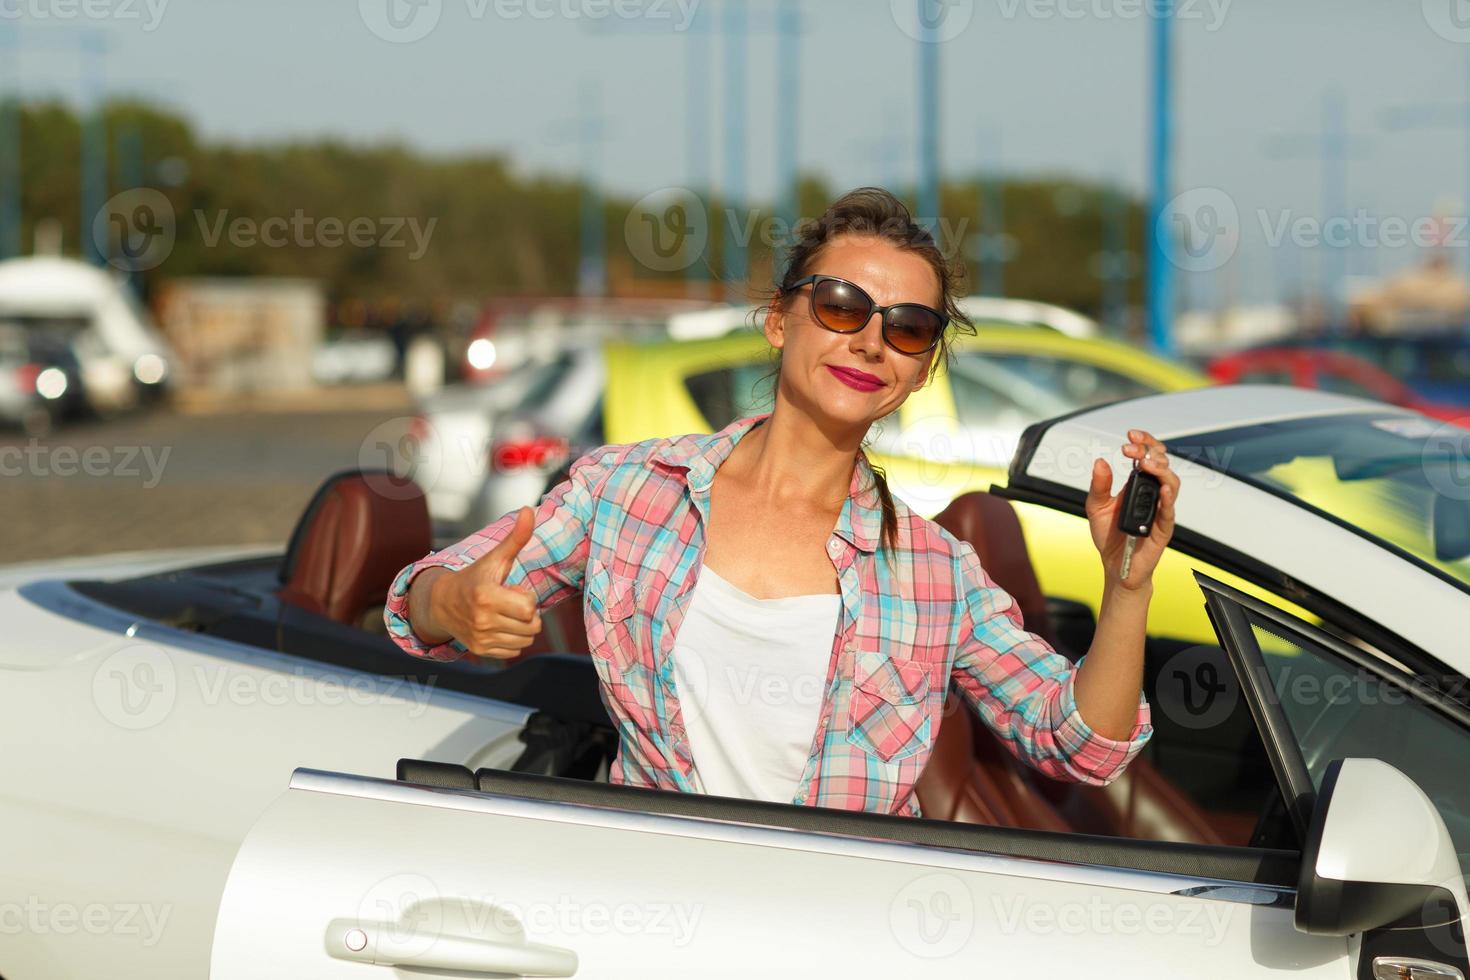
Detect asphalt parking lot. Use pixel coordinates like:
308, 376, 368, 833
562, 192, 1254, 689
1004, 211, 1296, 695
1, 389, 416, 565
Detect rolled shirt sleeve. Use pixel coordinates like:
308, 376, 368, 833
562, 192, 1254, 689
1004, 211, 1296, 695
382, 446, 615, 662
948, 540, 1152, 786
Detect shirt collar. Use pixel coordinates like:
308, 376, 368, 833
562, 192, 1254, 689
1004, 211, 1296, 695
652, 412, 885, 554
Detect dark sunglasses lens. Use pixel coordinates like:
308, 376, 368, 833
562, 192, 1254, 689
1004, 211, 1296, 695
812, 278, 871, 332
885, 307, 944, 353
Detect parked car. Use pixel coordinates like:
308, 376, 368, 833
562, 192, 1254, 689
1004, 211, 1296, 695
0, 256, 176, 406
456, 297, 716, 385
1285, 330, 1470, 407
1208, 346, 1470, 422
4, 387, 1466, 977
0, 322, 87, 435
405, 357, 580, 526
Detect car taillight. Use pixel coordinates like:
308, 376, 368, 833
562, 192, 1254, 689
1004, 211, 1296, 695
13, 363, 41, 394
491, 436, 569, 472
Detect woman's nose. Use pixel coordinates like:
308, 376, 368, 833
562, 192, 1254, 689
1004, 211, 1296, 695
848, 312, 885, 358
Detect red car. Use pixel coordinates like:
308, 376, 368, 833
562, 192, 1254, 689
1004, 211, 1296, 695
1206, 347, 1470, 423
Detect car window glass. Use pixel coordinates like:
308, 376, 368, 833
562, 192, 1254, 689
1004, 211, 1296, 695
1171, 414, 1470, 592
515, 353, 576, 411
1246, 614, 1470, 877
983, 353, 1159, 408
947, 354, 1071, 434
684, 361, 775, 430
1315, 371, 1383, 400
1424, 342, 1470, 384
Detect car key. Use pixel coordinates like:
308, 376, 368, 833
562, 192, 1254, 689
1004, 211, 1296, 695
1117, 457, 1162, 582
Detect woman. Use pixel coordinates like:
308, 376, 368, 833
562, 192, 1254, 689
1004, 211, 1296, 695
384, 187, 1180, 818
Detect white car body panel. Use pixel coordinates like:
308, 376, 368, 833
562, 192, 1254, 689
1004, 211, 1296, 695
0, 580, 529, 979
211, 771, 1341, 980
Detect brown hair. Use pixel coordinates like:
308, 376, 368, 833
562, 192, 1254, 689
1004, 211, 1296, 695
760, 187, 974, 559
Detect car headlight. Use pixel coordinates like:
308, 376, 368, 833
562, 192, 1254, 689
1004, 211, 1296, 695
133, 353, 168, 385
36, 367, 68, 400
466, 338, 497, 371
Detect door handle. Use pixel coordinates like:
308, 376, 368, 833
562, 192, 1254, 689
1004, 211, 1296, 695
326, 916, 579, 976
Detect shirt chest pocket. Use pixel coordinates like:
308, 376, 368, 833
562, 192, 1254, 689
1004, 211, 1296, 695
845, 649, 933, 763
583, 558, 642, 672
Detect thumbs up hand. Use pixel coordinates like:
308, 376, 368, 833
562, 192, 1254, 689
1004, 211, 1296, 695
426, 506, 544, 658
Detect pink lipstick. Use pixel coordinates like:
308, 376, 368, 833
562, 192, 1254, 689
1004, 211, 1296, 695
826, 365, 886, 392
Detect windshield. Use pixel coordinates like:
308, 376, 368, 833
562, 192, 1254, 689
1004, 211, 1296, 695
1171, 412, 1470, 593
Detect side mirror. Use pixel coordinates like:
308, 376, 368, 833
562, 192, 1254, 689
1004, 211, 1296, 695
1296, 758, 1470, 940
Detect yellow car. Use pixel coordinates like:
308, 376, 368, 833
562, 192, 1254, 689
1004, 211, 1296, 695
604, 325, 1226, 645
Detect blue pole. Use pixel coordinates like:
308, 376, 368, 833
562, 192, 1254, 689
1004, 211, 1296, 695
1464, 52, 1470, 334
0, 25, 19, 259
80, 30, 107, 265
1146, 0, 1175, 354
576, 79, 604, 297
721, 0, 747, 302
979, 127, 1004, 296
685, 12, 710, 296
1321, 87, 1347, 330
775, 0, 799, 270
917, 4, 939, 229
117, 121, 143, 293
1102, 177, 1126, 330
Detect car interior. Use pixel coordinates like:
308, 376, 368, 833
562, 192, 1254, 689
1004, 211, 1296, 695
68, 465, 1296, 864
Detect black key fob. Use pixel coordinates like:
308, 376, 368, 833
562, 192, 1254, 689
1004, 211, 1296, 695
1116, 462, 1162, 537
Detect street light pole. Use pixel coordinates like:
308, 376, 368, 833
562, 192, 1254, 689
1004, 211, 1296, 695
1145, 0, 1175, 354
917, 3, 940, 230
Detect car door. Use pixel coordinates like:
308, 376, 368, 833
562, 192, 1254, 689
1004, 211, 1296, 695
210, 723, 1355, 974
1197, 570, 1470, 977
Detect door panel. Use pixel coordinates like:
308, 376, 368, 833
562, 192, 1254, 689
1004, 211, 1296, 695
212, 770, 1348, 978
0, 590, 530, 980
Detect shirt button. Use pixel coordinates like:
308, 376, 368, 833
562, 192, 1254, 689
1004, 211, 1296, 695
828, 539, 842, 556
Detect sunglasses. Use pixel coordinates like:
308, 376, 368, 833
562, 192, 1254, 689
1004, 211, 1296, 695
786, 274, 949, 355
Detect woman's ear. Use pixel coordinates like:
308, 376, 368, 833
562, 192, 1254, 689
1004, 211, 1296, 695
764, 302, 786, 350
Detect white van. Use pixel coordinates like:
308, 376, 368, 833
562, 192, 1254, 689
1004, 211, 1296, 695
0, 256, 177, 415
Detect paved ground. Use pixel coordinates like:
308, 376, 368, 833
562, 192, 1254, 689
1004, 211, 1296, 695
1, 388, 416, 564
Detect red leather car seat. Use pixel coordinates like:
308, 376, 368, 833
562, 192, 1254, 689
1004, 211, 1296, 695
277, 471, 433, 629
919, 490, 1226, 845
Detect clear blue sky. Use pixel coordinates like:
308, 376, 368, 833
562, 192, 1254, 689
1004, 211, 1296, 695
8, 0, 1470, 306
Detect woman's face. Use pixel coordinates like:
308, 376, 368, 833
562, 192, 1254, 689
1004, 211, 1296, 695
766, 233, 942, 434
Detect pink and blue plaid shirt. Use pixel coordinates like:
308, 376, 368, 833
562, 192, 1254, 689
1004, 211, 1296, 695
385, 412, 1152, 817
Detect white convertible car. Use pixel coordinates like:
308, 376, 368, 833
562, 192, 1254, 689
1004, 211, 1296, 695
2, 386, 1468, 979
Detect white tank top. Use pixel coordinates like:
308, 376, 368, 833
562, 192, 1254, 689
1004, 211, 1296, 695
670, 564, 842, 803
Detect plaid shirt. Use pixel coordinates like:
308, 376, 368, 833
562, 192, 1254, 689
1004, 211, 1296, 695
385, 412, 1152, 817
